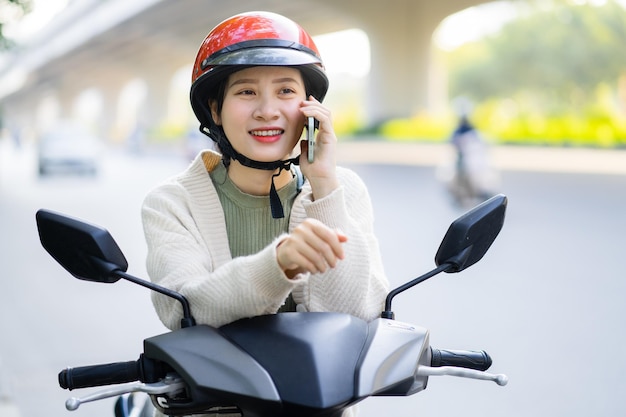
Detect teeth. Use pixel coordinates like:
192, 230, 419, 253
251, 130, 282, 136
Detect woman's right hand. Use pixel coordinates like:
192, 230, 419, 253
276, 218, 347, 279
299, 96, 339, 200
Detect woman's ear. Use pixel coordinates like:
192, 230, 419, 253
209, 100, 221, 125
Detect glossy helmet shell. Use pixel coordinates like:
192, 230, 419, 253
190, 11, 329, 132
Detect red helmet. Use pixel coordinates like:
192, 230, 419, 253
190, 11, 329, 133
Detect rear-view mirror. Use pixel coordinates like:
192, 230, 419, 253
435, 194, 507, 273
36, 209, 128, 283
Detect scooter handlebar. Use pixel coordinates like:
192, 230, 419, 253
430, 348, 492, 372
59, 360, 141, 390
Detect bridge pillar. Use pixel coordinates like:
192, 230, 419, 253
323, 0, 480, 125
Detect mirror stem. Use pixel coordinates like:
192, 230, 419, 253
113, 270, 196, 328
381, 263, 452, 320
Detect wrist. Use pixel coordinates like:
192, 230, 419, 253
309, 177, 339, 201
276, 238, 302, 279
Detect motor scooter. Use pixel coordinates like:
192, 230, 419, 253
36, 194, 509, 417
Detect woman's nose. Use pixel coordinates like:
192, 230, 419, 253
253, 96, 280, 120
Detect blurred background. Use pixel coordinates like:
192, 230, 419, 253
0, 0, 625, 416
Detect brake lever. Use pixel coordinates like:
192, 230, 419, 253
65, 375, 185, 410
416, 365, 508, 386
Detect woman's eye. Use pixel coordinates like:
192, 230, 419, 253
232, 88, 255, 96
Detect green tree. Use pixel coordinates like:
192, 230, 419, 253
448, 0, 626, 113
0, 0, 32, 49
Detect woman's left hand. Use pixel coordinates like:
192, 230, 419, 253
276, 218, 348, 278
299, 96, 339, 200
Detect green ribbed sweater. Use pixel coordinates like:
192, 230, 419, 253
210, 162, 298, 311
210, 162, 296, 258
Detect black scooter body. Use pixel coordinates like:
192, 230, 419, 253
143, 311, 431, 416
144, 313, 369, 416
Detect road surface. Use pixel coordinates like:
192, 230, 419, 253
1, 138, 625, 416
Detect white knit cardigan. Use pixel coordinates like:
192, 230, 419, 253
141, 150, 389, 330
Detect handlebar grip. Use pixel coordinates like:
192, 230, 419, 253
59, 360, 140, 390
430, 348, 492, 371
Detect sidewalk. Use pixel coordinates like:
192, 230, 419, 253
335, 140, 626, 176
3, 136, 623, 176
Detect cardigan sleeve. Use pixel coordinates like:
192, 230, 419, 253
290, 168, 389, 322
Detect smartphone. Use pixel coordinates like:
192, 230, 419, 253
307, 116, 316, 163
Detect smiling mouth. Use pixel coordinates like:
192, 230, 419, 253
249, 129, 284, 137
249, 129, 284, 143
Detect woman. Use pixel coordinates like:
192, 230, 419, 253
142, 11, 388, 334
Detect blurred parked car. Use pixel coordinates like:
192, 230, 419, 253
37, 122, 102, 176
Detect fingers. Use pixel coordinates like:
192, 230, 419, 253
276, 219, 347, 276
300, 96, 332, 136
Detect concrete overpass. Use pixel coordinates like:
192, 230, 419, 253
0, 0, 500, 143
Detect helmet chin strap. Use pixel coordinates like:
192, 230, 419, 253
220, 135, 300, 219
